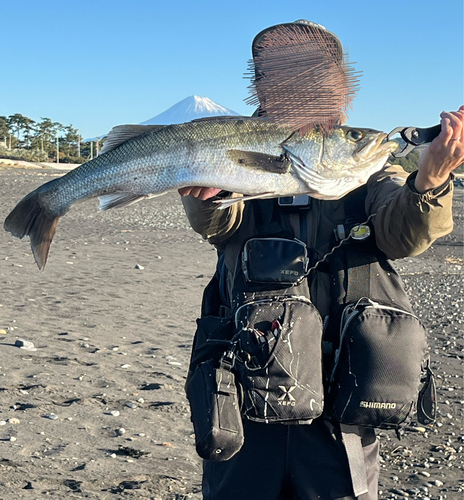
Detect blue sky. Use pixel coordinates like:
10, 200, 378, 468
2, 0, 462, 139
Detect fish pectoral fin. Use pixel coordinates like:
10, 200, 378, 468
215, 192, 276, 209
100, 124, 166, 155
98, 192, 156, 211
226, 150, 290, 174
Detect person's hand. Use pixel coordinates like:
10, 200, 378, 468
415, 106, 464, 192
178, 186, 222, 200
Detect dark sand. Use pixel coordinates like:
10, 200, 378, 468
0, 166, 462, 499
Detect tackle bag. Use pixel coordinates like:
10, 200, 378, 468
327, 299, 428, 429
241, 237, 309, 284
185, 263, 244, 461
324, 226, 437, 431
187, 357, 244, 461
228, 236, 324, 424
233, 294, 324, 423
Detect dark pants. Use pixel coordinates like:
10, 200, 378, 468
202, 419, 379, 500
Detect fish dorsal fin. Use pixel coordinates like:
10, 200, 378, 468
226, 150, 290, 174
100, 124, 166, 155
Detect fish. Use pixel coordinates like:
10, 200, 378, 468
3, 116, 398, 269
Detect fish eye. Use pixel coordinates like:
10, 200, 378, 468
346, 129, 363, 142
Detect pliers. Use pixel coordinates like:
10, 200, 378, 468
387, 124, 441, 158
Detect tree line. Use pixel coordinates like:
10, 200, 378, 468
0, 113, 101, 164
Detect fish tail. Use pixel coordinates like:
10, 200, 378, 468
4, 185, 63, 270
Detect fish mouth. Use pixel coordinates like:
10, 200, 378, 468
354, 133, 399, 162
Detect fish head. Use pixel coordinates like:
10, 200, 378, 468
325, 126, 399, 176
282, 126, 399, 199
286, 126, 398, 176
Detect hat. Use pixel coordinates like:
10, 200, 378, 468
252, 20, 344, 80
247, 20, 359, 131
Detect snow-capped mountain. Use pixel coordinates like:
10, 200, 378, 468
84, 96, 239, 142
139, 95, 239, 125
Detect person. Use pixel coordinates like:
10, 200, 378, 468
179, 20, 464, 500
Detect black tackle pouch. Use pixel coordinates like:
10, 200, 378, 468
185, 263, 244, 462
241, 237, 309, 284
327, 299, 428, 429
187, 357, 244, 461
233, 295, 324, 423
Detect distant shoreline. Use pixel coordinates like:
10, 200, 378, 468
0, 158, 79, 171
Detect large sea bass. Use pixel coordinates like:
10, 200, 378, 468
4, 116, 397, 269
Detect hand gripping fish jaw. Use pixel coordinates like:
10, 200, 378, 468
387, 124, 441, 158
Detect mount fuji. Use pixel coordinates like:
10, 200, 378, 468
139, 95, 239, 125
84, 96, 240, 142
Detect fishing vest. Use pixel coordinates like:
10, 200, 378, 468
185, 185, 436, 492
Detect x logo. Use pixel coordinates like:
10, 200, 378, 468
278, 385, 296, 402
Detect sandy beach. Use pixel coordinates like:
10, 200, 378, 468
0, 165, 462, 499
